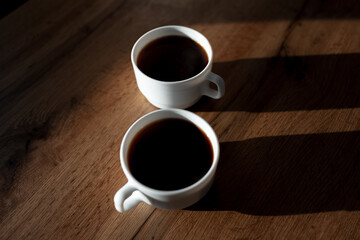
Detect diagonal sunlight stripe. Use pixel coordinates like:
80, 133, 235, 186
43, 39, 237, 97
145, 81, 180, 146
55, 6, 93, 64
190, 20, 360, 62
203, 108, 360, 142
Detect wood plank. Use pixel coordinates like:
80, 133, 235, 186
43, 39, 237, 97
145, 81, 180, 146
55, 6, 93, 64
0, 0, 157, 238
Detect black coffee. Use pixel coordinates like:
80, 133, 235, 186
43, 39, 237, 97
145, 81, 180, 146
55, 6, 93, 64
128, 118, 213, 190
137, 36, 208, 82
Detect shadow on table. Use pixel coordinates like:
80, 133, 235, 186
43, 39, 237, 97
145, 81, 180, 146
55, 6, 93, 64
190, 53, 360, 112
188, 131, 360, 215
0, 0, 27, 19
174, 0, 360, 24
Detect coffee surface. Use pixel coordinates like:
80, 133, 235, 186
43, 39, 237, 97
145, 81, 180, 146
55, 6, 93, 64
137, 36, 208, 82
128, 118, 213, 190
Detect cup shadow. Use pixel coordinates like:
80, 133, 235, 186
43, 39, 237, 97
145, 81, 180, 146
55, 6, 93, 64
190, 53, 360, 112
188, 131, 360, 215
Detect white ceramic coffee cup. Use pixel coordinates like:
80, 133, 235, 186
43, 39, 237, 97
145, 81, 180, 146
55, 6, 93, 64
114, 109, 219, 212
131, 25, 225, 109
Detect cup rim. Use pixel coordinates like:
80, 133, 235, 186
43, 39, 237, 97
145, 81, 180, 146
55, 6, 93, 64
131, 25, 213, 85
119, 109, 220, 196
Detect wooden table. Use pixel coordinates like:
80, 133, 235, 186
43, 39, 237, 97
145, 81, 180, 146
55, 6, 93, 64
1, 0, 360, 239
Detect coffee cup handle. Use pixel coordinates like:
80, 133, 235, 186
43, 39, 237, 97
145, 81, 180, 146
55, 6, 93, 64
114, 182, 151, 212
202, 72, 225, 99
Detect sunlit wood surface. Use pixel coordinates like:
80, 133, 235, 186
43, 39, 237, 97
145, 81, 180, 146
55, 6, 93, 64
1, 0, 360, 239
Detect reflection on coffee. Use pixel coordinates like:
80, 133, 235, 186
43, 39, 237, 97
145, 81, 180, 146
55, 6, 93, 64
128, 118, 213, 190
137, 36, 208, 82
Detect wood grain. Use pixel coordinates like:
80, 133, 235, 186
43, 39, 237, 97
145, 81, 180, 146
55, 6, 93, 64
1, 0, 360, 239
